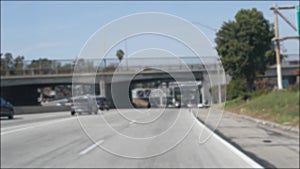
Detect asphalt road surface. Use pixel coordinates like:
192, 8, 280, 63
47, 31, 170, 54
1, 109, 262, 168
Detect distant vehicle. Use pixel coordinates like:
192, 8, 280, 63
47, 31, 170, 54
0, 98, 14, 119
166, 98, 177, 108
95, 96, 110, 111
197, 101, 210, 108
70, 96, 98, 116
174, 101, 181, 108
60, 97, 73, 106
166, 103, 176, 108
187, 102, 193, 108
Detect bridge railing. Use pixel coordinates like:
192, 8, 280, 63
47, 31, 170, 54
0, 57, 221, 76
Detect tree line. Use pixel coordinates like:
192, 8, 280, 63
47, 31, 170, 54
0, 49, 126, 76
0, 53, 74, 75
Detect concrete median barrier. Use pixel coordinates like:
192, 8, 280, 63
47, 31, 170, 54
14, 106, 70, 115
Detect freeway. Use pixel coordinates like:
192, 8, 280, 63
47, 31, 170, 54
1, 109, 262, 168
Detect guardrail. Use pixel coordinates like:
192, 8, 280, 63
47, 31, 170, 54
0, 56, 221, 76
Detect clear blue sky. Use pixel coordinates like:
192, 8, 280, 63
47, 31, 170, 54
1, 1, 299, 60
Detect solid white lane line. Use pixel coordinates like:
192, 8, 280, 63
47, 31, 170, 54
1, 119, 64, 131
79, 140, 104, 156
1, 117, 73, 131
191, 112, 263, 169
1, 118, 74, 136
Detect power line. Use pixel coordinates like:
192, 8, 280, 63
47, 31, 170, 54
190, 21, 218, 33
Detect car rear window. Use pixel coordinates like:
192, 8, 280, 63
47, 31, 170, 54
74, 98, 88, 104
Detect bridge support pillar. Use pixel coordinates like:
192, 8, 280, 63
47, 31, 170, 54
99, 80, 106, 97
201, 85, 206, 104
201, 74, 210, 105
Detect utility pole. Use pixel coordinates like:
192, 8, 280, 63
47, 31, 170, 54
270, 4, 300, 90
297, 5, 300, 36
273, 4, 283, 90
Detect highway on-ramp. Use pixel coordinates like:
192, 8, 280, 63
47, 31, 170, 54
1, 109, 262, 168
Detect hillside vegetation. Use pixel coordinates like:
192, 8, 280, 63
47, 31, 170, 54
225, 83, 299, 127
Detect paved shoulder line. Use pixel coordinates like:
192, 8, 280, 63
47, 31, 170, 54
191, 112, 264, 169
1, 117, 75, 135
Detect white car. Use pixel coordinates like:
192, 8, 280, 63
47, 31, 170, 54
197, 103, 210, 108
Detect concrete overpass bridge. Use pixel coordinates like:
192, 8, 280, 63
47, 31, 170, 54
1, 57, 222, 106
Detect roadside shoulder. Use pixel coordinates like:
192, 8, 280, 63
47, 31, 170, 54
224, 111, 299, 134
195, 109, 299, 168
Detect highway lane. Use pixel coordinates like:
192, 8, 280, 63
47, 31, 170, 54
1, 109, 262, 168
1, 111, 71, 129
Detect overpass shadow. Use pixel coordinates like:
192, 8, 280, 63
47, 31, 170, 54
0, 117, 23, 121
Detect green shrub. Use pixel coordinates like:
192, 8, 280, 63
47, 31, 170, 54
287, 82, 299, 92
250, 88, 270, 98
226, 89, 299, 126
226, 78, 248, 100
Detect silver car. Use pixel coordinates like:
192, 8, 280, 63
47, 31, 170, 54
70, 96, 98, 116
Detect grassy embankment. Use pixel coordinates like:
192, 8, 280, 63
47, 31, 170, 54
225, 83, 299, 127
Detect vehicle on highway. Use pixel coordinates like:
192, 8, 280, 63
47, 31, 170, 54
95, 96, 110, 111
41, 97, 71, 107
0, 98, 14, 119
197, 101, 210, 108
70, 96, 98, 116
174, 101, 181, 108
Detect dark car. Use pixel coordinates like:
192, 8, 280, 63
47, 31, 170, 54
95, 96, 110, 111
70, 96, 98, 116
0, 98, 14, 119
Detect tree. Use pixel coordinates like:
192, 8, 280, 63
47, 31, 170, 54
14, 56, 25, 75
0, 53, 25, 75
14, 56, 24, 68
0, 53, 14, 75
215, 8, 274, 91
3, 53, 14, 69
116, 49, 124, 62
75, 59, 95, 72
57, 63, 73, 74
28, 58, 53, 74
